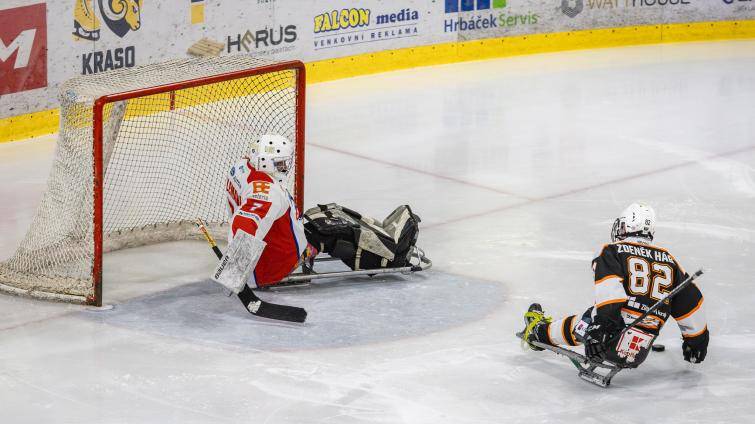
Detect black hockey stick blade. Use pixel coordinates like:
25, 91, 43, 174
238, 285, 307, 323
245, 295, 307, 323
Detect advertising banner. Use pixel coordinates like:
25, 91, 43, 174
0, 3, 47, 96
443, 0, 755, 41
0, 0, 754, 121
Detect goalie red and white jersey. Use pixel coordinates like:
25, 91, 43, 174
225, 157, 307, 287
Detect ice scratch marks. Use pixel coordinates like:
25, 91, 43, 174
657, 222, 755, 243
620, 135, 755, 198
514, 250, 595, 262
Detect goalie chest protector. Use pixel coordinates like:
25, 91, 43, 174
303, 203, 420, 270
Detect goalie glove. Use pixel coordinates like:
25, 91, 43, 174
583, 315, 622, 361
211, 231, 266, 294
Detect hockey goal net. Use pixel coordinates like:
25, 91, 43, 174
0, 56, 305, 306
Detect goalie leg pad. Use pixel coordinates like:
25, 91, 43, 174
303, 203, 421, 271
211, 231, 266, 293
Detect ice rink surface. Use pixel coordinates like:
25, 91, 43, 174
1, 40, 755, 423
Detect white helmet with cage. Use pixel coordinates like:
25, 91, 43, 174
250, 134, 294, 184
611, 203, 656, 242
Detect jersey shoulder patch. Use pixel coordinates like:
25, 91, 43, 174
593, 243, 614, 261
228, 158, 249, 186
592, 242, 621, 270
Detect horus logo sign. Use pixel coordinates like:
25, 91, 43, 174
73, 0, 142, 41
227, 25, 298, 55
561, 0, 584, 18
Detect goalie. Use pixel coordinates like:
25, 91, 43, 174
209, 134, 427, 319
519, 203, 709, 383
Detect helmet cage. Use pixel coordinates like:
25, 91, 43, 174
272, 156, 292, 174
611, 218, 625, 242
611, 217, 654, 242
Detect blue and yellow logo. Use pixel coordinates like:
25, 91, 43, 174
445, 0, 506, 13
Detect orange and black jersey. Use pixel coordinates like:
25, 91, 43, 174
592, 239, 708, 344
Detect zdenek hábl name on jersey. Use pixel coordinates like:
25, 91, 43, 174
616, 243, 675, 264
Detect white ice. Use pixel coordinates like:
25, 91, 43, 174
1, 40, 755, 423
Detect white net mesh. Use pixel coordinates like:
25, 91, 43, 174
0, 55, 303, 303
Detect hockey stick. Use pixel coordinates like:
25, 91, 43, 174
601, 269, 705, 348
195, 219, 307, 323
620, 268, 704, 336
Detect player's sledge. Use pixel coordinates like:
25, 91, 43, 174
271, 247, 431, 287
515, 332, 623, 387
195, 203, 431, 323
517, 269, 704, 388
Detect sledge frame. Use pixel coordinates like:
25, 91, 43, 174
262, 246, 432, 290
515, 332, 624, 388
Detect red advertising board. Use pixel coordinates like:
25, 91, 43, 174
0, 3, 48, 95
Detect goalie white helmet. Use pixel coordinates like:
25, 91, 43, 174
611, 203, 656, 242
250, 134, 294, 184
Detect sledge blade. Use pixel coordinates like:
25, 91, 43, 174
516, 332, 623, 387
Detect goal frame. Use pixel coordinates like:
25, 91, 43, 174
89, 60, 306, 306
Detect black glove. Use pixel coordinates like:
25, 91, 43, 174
584, 315, 622, 361
682, 330, 709, 364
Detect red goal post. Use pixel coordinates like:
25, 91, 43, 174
0, 56, 306, 306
